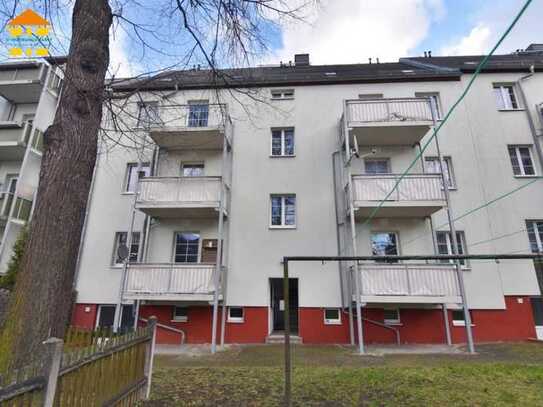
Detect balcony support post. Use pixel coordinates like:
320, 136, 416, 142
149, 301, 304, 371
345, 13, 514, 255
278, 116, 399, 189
442, 303, 452, 346
344, 99, 365, 354
429, 97, 475, 354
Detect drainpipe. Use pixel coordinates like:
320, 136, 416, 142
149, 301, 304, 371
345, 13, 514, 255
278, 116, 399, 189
516, 69, 543, 173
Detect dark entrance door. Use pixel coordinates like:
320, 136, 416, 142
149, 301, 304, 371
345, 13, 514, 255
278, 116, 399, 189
270, 278, 298, 333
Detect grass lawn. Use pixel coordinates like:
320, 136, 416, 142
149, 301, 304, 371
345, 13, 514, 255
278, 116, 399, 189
143, 342, 543, 406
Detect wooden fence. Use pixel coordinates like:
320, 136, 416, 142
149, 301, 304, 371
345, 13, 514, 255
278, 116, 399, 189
0, 317, 157, 406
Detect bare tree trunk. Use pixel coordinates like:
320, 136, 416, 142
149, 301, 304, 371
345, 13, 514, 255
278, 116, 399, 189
0, 0, 112, 370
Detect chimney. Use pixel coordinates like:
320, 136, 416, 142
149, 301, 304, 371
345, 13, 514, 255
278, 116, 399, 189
294, 53, 310, 66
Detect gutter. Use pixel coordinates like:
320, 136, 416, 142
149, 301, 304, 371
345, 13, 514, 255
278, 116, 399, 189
399, 57, 461, 74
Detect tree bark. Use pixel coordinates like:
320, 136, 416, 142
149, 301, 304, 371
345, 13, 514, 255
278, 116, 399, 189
0, 0, 112, 370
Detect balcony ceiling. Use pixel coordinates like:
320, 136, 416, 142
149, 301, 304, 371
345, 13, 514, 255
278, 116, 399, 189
0, 144, 25, 160
0, 81, 43, 103
353, 201, 445, 219
149, 127, 223, 150
349, 123, 431, 146
135, 205, 224, 219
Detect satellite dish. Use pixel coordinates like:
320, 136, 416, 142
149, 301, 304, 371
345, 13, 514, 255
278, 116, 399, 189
117, 244, 129, 262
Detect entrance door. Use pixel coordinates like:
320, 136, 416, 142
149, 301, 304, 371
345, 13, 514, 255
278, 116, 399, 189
270, 278, 298, 333
532, 260, 543, 340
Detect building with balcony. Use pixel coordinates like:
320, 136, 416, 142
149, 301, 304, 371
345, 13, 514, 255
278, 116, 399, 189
0, 59, 63, 274
60, 45, 543, 349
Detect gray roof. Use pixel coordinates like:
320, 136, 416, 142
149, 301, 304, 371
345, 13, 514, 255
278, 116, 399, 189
109, 49, 543, 92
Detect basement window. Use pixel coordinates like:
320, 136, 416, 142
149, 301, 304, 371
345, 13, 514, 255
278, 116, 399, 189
172, 306, 188, 322
228, 307, 244, 323
323, 308, 341, 325
383, 309, 401, 325
452, 310, 474, 326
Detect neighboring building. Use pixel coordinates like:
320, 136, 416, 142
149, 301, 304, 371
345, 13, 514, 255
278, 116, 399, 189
0, 59, 63, 274
1, 47, 541, 349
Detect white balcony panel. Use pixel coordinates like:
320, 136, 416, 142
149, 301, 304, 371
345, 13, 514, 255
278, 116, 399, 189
358, 264, 461, 303
124, 264, 220, 301
345, 98, 433, 145
352, 174, 445, 218
136, 176, 224, 218
0, 64, 46, 103
0, 121, 34, 160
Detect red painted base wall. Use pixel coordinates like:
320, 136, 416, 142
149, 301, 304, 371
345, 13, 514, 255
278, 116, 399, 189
71, 296, 536, 345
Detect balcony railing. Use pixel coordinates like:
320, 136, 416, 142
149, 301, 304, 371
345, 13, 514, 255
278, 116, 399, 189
0, 121, 34, 146
356, 263, 460, 302
137, 176, 224, 208
124, 263, 222, 300
352, 174, 444, 202
0, 192, 14, 218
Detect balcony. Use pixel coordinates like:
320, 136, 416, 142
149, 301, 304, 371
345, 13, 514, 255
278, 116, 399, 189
123, 263, 222, 301
0, 121, 34, 160
145, 104, 231, 149
0, 62, 47, 103
344, 98, 433, 146
136, 176, 227, 218
355, 263, 461, 304
351, 174, 445, 218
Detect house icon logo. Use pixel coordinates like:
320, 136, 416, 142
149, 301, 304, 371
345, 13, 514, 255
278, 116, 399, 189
6, 9, 50, 58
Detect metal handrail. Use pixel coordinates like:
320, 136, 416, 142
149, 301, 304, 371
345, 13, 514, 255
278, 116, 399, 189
128, 263, 222, 268
345, 97, 429, 103
139, 176, 222, 181
139, 317, 185, 345
361, 317, 401, 345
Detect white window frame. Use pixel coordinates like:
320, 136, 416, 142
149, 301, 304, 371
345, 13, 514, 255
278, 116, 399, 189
269, 194, 296, 228
124, 162, 151, 193
181, 162, 205, 177
172, 306, 188, 322
415, 92, 442, 119
383, 308, 401, 325
111, 231, 141, 267
136, 101, 160, 128
364, 158, 391, 174
508, 145, 537, 177
270, 89, 294, 100
323, 308, 341, 325
493, 83, 521, 110
424, 156, 456, 189
270, 128, 295, 157
436, 231, 468, 268
526, 220, 543, 253
227, 307, 244, 323
173, 231, 201, 263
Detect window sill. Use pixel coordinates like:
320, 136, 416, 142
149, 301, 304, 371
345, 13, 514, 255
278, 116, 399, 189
384, 322, 402, 326
269, 155, 296, 158
270, 97, 295, 101
121, 192, 136, 196
171, 319, 188, 323
269, 225, 297, 230
227, 319, 244, 324
513, 175, 539, 179
111, 265, 124, 269
324, 320, 342, 325
452, 322, 475, 327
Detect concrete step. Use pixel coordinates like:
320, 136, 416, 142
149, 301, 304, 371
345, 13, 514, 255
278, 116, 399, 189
266, 334, 302, 344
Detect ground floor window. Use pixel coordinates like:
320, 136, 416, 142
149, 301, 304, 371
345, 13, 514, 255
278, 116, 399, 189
323, 308, 341, 325
228, 307, 244, 323
383, 308, 401, 325
172, 306, 188, 322
452, 309, 473, 326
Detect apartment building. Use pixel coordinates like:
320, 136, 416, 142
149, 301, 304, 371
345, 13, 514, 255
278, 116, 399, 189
0, 59, 63, 274
2, 46, 540, 349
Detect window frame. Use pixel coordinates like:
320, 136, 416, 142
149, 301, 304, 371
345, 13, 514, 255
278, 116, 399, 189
173, 231, 201, 264
111, 231, 141, 267
95, 304, 116, 329
323, 308, 341, 325
270, 128, 295, 157
269, 194, 297, 229
181, 162, 205, 177
187, 100, 210, 127
436, 231, 469, 268
452, 310, 474, 326
493, 83, 521, 111
526, 220, 543, 253
270, 89, 295, 100
124, 162, 151, 194
227, 307, 244, 323
370, 231, 400, 263
172, 306, 188, 322
383, 308, 401, 325
364, 158, 391, 174
424, 156, 456, 189
415, 92, 442, 119
136, 101, 160, 128
508, 145, 537, 177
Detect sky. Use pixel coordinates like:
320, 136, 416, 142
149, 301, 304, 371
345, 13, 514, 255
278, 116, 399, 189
1, 0, 541, 77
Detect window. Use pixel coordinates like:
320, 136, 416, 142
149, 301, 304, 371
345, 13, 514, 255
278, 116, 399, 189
364, 158, 390, 174
182, 163, 204, 177
96, 305, 116, 329
188, 101, 209, 127
452, 310, 473, 326
271, 89, 294, 100
124, 163, 151, 193
137, 102, 160, 128
323, 308, 341, 325
527, 220, 543, 253
172, 306, 188, 322
436, 231, 468, 267
415, 92, 442, 119
508, 146, 536, 176
174, 232, 200, 263
47, 70, 63, 94
112, 232, 141, 266
271, 128, 295, 157
358, 93, 383, 100
424, 156, 455, 188
493, 84, 520, 110
371, 232, 399, 262
383, 309, 401, 325
270, 195, 296, 228
228, 307, 244, 323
